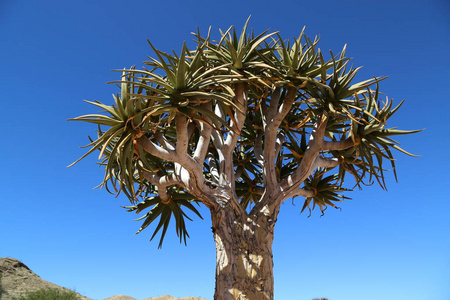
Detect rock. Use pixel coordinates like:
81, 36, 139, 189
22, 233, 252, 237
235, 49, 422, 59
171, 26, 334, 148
142, 296, 208, 300
0, 257, 92, 300
142, 296, 177, 300
103, 295, 138, 300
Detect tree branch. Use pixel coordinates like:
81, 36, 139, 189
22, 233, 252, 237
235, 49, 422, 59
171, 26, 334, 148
284, 187, 315, 199
154, 131, 175, 151
207, 153, 220, 183
278, 114, 328, 202
250, 88, 298, 217
223, 83, 247, 151
136, 136, 178, 162
140, 170, 177, 187
221, 83, 247, 186
274, 132, 285, 161
274, 88, 297, 125
323, 138, 355, 151
211, 102, 225, 150
193, 104, 213, 163
263, 87, 297, 190
175, 114, 189, 156
137, 134, 214, 207
209, 102, 225, 184
211, 128, 224, 151
266, 87, 281, 122
141, 171, 182, 203
314, 156, 341, 169
254, 132, 264, 167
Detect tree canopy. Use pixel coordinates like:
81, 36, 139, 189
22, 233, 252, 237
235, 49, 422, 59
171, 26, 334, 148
70, 18, 420, 248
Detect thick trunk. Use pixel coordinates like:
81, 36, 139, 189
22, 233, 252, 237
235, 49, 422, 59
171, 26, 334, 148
211, 203, 277, 300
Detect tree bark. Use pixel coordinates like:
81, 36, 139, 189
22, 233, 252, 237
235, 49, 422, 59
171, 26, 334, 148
211, 202, 277, 300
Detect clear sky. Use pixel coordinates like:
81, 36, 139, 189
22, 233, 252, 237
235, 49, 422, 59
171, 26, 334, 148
1, 1, 449, 300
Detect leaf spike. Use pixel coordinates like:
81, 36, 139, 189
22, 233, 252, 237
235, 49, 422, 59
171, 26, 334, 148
217, 26, 233, 48
238, 15, 252, 50
193, 26, 212, 48
297, 26, 306, 42
340, 43, 347, 60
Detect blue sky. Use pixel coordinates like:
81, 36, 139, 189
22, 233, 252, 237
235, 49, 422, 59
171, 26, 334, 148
1, 0, 449, 299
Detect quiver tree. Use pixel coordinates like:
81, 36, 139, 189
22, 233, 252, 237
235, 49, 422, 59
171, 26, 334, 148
69, 18, 420, 300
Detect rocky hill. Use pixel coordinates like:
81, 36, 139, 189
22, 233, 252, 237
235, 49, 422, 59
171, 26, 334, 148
0, 257, 92, 300
0, 258, 207, 300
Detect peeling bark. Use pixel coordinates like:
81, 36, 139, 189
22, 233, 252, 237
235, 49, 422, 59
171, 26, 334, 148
211, 201, 277, 300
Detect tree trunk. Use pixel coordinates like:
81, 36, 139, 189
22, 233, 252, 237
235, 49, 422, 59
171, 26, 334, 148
211, 203, 277, 300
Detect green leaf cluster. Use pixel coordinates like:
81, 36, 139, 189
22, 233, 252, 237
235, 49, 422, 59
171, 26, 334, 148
70, 18, 420, 246
124, 189, 203, 248
302, 169, 352, 216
